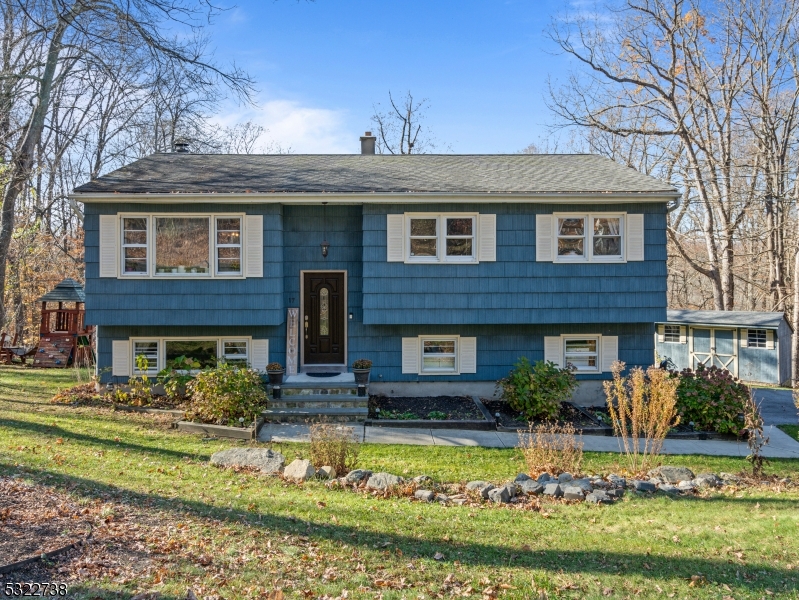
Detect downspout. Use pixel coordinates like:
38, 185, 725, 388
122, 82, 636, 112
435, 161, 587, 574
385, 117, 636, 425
667, 197, 681, 212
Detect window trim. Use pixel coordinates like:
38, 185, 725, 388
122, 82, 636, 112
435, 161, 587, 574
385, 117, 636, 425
130, 336, 253, 372
663, 325, 682, 344
561, 334, 601, 373
747, 328, 768, 349
553, 213, 626, 263
405, 213, 479, 264
419, 334, 461, 375
118, 213, 246, 279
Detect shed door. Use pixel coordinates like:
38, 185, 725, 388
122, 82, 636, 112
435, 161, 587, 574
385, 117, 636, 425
303, 272, 346, 365
690, 327, 738, 376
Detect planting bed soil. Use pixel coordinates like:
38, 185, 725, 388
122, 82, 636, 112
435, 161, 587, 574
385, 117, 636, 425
51, 383, 187, 411
482, 399, 607, 431
369, 395, 484, 421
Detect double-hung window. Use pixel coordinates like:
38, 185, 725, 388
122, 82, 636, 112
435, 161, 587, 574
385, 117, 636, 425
216, 218, 242, 275
563, 337, 600, 372
122, 218, 148, 274
132, 341, 159, 374
222, 340, 249, 364
420, 337, 458, 374
407, 214, 476, 263
555, 214, 624, 262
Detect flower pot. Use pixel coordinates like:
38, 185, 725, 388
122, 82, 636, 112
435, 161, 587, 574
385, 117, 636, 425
353, 368, 371, 385
267, 369, 285, 385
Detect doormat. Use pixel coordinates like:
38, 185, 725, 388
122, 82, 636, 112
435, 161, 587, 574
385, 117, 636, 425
306, 372, 343, 378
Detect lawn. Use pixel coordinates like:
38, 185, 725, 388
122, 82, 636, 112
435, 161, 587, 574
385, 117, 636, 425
1, 365, 799, 599
779, 424, 799, 442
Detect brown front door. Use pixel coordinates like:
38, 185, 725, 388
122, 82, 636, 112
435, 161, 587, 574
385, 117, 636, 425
303, 272, 346, 365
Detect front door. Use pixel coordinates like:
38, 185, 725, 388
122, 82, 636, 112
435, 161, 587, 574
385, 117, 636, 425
303, 272, 346, 365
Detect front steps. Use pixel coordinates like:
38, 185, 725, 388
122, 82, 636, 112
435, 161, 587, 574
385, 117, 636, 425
263, 373, 369, 423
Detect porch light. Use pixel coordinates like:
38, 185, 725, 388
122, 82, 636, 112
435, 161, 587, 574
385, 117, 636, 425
320, 240, 330, 258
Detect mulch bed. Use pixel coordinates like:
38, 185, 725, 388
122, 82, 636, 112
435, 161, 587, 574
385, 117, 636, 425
51, 383, 187, 411
368, 395, 483, 420
481, 399, 603, 430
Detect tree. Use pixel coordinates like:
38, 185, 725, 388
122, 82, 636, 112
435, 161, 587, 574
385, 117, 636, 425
370, 91, 438, 154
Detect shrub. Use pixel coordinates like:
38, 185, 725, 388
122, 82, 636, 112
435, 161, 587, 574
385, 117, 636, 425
518, 421, 583, 476
673, 365, 749, 435
157, 355, 201, 402
113, 354, 154, 406
309, 423, 359, 474
352, 358, 372, 369
604, 361, 679, 473
497, 357, 577, 421
186, 362, 268, 426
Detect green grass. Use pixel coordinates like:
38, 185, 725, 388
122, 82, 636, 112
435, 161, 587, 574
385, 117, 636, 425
779, 424, 799, 442
2, 366, 799, 599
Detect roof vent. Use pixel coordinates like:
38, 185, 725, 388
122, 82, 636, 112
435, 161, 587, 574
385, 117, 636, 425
173, 139, 190, 153
360, 131, 376, 155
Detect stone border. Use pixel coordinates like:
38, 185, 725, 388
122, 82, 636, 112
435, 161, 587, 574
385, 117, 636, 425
113, 404, 185, 418
364, 396, 495, 430
175, 417, 265, 440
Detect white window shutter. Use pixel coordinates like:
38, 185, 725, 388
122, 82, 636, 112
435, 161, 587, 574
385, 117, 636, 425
740, 329, 748, 348
766, 329, 774, 350
626, 214, 645, 261
657, 324, 665, 343
478, 214, 496, 262
251, 339, 269, 371
245, 215, 263, 277
536, 215, 554, 262
112, 340, 130, 377
387, 215, 404, 262
99, 215, 118, 278
459, 337, 477, 373
402, 337, 419, 374
679, 326, 687, 344
601, 336, 619, 372
543, 336, 563, 367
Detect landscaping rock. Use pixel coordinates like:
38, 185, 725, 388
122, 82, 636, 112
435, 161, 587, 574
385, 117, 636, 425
658, 483, 680, 495
466, 480, 490, 491
720, 472, 742, 483
514, 473, 532, 482
435, 494, 449, 503
563, 486, 585, 501
317, 466, 337, 479
648, 466, 695, 484
693, 473, 722, 488
413, 475, 433, 484
571, 478, 593, 493
591, 479, 611, 489
543, 483, 563, 497
586, 491, 614, 504
606, 488, 624, 499
676, 480, 696, 492
519, 480, 544, 495
209, 448, 285, 474
366, 472, 403, 490
488, 485, 513, 504
414, 489, 436, 502
631, 480, 656, 493
608, 474, 626, 488
537, 473, 553, 483
344, 469, 372, 483
558, 473, 574, 484
284, 459, 315, 482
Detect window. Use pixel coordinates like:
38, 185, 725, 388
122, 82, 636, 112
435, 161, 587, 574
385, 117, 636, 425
130, 338, 252, 372
133, 341, 158, 374
122, 218, 148, 274
555, 214, 624, 262
748, 329, 767, 349
216, 218, 242, 274
421, 337, 458, 374
222, 340, 249, 364
407, 214, 476, 262
664, 325, 681, 343
165, 339, 218, 369
564, 337, 599, 372
155, 217, 210, 275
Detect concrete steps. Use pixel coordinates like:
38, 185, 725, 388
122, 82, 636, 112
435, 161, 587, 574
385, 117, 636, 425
264, 374, 368, 423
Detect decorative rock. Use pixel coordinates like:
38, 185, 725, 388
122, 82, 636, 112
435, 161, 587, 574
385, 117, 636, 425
413, 475, 433, 484
571, 478, 593, 493
435, 494, 449, 503
608, 474, 626, 487
414, 489, 436, 502
317, 466, 337, 479
591, 479, 611, 489
283, 459, 316, 482
209, 448, 285, 474
366, 472, 403, 490
345, 469, 372, 483
648, 466, 695, 484
658, 483, 680, 495
543, 483, 563, 497
558, 473, 574, 484
631, 480, 657, 493
606, 488, 625, 499
676, 481, 696, 492
720, 472, 742, 483
466, 480, 491, 491
537, 473, 553, 483
519, 480, 544, 495
563, 486, 585, 501
693, 473, 722, 488
488, 485, 512, 504
478, 484, 495, 499
514, 473, 532, 482
586, 491, 614, 504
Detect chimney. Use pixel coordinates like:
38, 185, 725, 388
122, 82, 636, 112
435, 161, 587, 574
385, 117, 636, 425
173, 139, 190, 153
360, 131, 376, 155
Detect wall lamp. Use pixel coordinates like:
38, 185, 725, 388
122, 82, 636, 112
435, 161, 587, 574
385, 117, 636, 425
320, 240, 330, 258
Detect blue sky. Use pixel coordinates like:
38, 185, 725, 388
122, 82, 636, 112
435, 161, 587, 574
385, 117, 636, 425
207, 0, 578, 153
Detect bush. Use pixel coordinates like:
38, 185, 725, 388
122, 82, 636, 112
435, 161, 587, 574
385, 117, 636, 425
186, 362, 268, 426
352, 358, 372, 369
309, 423, 359, 474
673, 365, 749, 435
518, 421, 583, 476
497, 358, 577, 421
157, 355, 201, 402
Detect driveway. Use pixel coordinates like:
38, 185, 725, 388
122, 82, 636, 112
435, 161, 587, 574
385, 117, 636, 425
753, 388, 798, 425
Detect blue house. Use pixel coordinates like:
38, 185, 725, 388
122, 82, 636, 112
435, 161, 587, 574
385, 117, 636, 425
73, 134, 678, 407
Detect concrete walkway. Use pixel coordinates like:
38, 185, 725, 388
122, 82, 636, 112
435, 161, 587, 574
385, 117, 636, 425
259, 423, 799, 458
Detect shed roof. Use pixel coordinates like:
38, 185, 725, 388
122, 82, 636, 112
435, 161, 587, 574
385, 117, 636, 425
72, 153, 678, 197
664, 309, 787, 329
37, 278, 85, 303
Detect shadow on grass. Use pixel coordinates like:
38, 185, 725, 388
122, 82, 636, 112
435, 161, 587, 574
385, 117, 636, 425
2, 465, 796, 594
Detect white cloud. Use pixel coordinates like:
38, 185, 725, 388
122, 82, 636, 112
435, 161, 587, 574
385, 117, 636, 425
214, 97, 353, 154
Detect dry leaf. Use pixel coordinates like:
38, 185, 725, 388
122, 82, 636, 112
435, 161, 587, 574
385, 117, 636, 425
433, 552, 445, 561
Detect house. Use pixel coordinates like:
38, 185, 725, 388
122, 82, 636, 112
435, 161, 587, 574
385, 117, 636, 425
655, 309, 792, 386
72, 134, 678, 407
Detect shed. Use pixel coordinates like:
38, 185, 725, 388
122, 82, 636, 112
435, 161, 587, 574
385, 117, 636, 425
655, 309, 792, 386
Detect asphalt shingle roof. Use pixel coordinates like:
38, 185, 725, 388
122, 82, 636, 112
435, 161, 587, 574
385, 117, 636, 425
665, 309, 786, 329
37, 278, 85, 303
73, 154, 678, 196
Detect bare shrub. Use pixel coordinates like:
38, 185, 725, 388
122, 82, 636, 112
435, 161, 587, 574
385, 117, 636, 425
603, 361, 679, 473
744, 392, 769, 477
309, 423, 360, 475
517, 421, 583, 476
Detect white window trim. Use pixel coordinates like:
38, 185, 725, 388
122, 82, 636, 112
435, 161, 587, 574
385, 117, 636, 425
405, 213, 479, 264
118, 213, 246, 279
663, 325, 682, 344
553, 213, 626, 263
561, 334, 602, 374
130, 336, 253, 372
132, 340, 160, 375
419, 334, 461, 375
746, 329, 768, 349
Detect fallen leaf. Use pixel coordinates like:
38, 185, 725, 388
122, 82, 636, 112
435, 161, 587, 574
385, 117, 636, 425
434, 552, 445, 561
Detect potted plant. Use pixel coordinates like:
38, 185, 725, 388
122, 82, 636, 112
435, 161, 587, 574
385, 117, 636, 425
266, 362, 285, 385
352, 358, 372, 384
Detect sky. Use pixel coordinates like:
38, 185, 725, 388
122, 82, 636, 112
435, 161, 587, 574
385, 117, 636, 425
205, 0, 580, 154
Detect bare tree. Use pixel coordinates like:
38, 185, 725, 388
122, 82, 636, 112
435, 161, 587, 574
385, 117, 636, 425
371, 91, 438, 154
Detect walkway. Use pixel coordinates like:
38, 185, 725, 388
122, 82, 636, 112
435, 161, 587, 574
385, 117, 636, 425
754, 388, 797, 426
258, 423, 799, 458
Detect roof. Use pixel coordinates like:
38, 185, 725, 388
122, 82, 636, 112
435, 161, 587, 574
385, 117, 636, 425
72, 153, 678, 197
37, 279, 85, 303
664, 309, 787, 329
